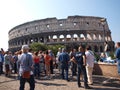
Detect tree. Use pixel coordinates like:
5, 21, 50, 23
30, 42, 47, 51
30, 42, 64, 55
47, 45, 64, 55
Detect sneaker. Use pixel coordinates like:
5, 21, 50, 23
66, 79, 70, 82
85, 86, 92, 89
44, 76, 48, 79
78, 83, 81, 88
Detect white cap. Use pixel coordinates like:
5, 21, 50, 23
21, 45, 29, 50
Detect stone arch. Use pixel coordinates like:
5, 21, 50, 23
18, 40, 20, 45
80, 34, 85, 40
108, 36, 111, 41
94, 45, 98, 52
34, 37, 38, 42
66, 34, 71, 41
100, 45, 103, 52
98, 34, 102, 40
59, 35, 64, 42
73, 34, 78, 41
21, 39, 24, 45
87, 34, 92, 40
53, 35, 57, 42
39, 37, 44, 42
93, 34, 97, 40
25, 39, 28, 44
53, 35, 57, 39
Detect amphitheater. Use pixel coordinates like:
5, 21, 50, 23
8, 15, 114, 52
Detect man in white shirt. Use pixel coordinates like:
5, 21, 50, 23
85, 46, 95, 85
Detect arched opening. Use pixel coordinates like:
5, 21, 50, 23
93, 34, 97, 40
100, 45, 103, 52
34, 37, 38, 42
99, 34, 102, 40
87, 34, 92, 40
59, 35, 64, 42
66, 34, 71, 41
80, 34, 85, 40
21, 39, 24, 45
73, 34, 78, 41
25, 39, 28, 44
94, 45, 98, 52
53, 35, 57, 42
108, 36, 111, 41
39, 37, 44, 42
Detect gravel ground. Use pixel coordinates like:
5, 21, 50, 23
0, 70, 120, 90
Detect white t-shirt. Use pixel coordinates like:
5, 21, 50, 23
85, 50, 95, 67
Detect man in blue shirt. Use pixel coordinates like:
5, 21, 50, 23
0, 50, 4, 75
115, 42, 120, 75
72, 46, 91, 89
17, 45, 35, 90
58, 48, 70, 81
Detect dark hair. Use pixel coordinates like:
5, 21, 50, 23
105, 41, 108, 44
34, 51, 39, 56
86, 46, 91, 50
29, 48, 32, 52
117, 42, 120, 47
45, 50, 49, 54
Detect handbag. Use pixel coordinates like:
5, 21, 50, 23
22, 71, 30, 79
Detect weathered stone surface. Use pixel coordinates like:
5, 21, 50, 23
8, 16, 114, 52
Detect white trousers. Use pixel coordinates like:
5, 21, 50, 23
86, 66, 93, 84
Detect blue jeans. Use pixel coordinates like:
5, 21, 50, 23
71, 62, 77, 76
61, 64, 69, 80
77, 65, 88, 87
0, 62, 3, 74
19, 75, 35, 90
117, 60, 120, 75
34, 63, 40, 77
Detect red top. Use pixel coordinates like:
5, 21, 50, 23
44, 54, 51, 65
33, 56, 40, 64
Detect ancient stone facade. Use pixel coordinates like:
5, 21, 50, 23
8, 16, 114, 52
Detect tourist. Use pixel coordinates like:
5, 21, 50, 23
115, 42, 120, 75
17, 45, 35, 90
100, 53, 106, 62
8, 51, 13, 74
4, 51, 11, 77
13, 52, 18, 74
17, 50, 22, 80
48, 50, 54, 74
69, 48, 77, 77
0, 50, 4, 75
85, 46, 95, 85
39, 50, 45, 74
56, 48, 62, 71
33, 51, 40, 79
44, 50, 51, 79
58, 48, 70, 81
72, 46, 91, 89
104, 41, 110, 58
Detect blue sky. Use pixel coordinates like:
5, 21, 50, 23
0, 0, 120, 50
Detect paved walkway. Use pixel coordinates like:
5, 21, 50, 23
0, 70, 120, 90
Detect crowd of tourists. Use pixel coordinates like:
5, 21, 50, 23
0, 42, 120, 90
